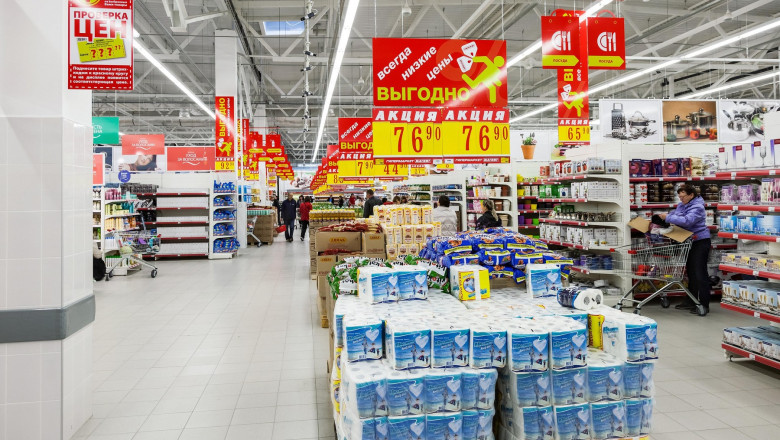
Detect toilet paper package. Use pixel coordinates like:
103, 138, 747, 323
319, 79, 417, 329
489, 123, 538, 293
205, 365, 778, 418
387, 415, 426, 440
424, 369, 462, 413
343, 315, 384, 362
426, 412, 463, 440
431, 321, 470, 367
557, 286, 604, 310
623, 362, 654, 398
470, 324, 508, 368
375, 416, 390, 440
553, 403, 591, 440
334, 295, 362, 347
624, 398, 653, 436
507, 324, 549, 372
590, 400, 627, 440
462, 409, 480, 440
517, 406, 555, 440
462, 408, 496, 440
384, 319, 431, 369
341, 410, 376, 439
392, 266, 429, 300
476, 369, 499, 410
450, 265, 491, 301
586, 349, 624, 402
386, 369, 425, 416
460, 368, 479, 410
359, 267, 402, 304
589, 306, 658, 363
551, 368, 587, 406
540, 316, 587, 370
508, 370, 551, 407
527, 264, 563, 298
342, 361, 388, 418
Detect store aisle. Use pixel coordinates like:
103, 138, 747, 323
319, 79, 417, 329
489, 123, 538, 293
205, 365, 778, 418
74, 237, 780, 440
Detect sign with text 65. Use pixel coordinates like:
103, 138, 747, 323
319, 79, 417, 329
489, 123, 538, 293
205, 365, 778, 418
441, 108, 510, 163
373, 108, 442, 164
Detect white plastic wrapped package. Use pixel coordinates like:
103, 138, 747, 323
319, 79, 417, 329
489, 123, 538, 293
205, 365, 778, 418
424, 369, 461, 413
589, 306, 658, 363
358, 266, 400, 304
342, 361, 387, 418
586, 349, 624, 402
507, 369, 551, 408
507, 324, 549, 372
553, 403, 590, 440
476, 369, 498, 410
470, 323, 508, 368
375, 416, 389, 440
460, 368, 479, 411
387, 414, 426, 440
556, 286, 604, 310
509, 405, 555, 440
340, 410, 376, 439
551, 368, 587, 406
625, 398, 653, 437
462, 408, 496, 440
450, 264, 491, 301
343, 315, 384, 362
589, 401, 628, 440
384, 318, 431, 369
431, 320, 470, 368
392, 265, 429, 300
623, 362, 654, 398
526, 264, 563, 298
531, 316, 587, 370
333, 295, 362, 347
385, 369, 425, 417
426, 412, 463, 440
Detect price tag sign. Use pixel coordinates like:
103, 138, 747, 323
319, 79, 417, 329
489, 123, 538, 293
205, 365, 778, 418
373, 108, 443, 164
441, 108, 510, 163
557, 124, 591, 143
410, 166, 428, 176
77, 36, 126, 62
215, 160, 235, 171
375, 163, 409, 178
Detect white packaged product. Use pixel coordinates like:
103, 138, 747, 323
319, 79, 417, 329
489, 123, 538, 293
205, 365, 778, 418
358, 266, 399, 304
385, 368, 425, 416
507, 405, 555, 440
343, 315, 384, 362
589, 306, 659, 363
553, 403, 590, 440
426, 412, 463, 440
551, 368, 587, 406
507, 323, 549, 372
625, 398, 653, 437
470, 324, 507, 369
556, 286, 603, 310
387, 414, 426, 439
462, 408, 496, 440
589, 400, 627, 440
342, 361, 388, 418
384, 318, 431, 369
526, 264, 563, 298
506, 369, 551, 407
392, 265, 429, 300
340, 410, 376, 439
623, 361, 654, 398
431, 320, 470, 368
476, 369, 498, 410
424, 369, 461, 413
533, 316, 588, 370
586, 349, 624, 402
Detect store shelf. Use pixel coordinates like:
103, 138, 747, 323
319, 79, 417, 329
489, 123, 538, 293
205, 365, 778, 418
631, 202, 718, 209
433, 188, 463, 192
718, 232, 780, 243
629, 176, 729, 182
720, 302, 780, 323
517, 225, 539, 229
539, 218, 621, 227
538, 198, 588, 203
719, 264, 780, 280
92, 225, 101, 228
538, 173, 620, 184
213, 191, 237, 195
135, 192, 209, 197
571, 266, 617, 275
211, 206, 236, 211
212, 219, 236, 224
518, 210, 552, 214
712, 243, 738, 250
722, 343, 780, 370
160, 237, 208, 242
145, 221, 209, 226
149, 253, 209, 258
104, 199, 133, 204
538, 238, 615, 251
715, 169, 780, 179
517, 196, 538, 200
105, 213, 140, 219
717, 204, 780, 212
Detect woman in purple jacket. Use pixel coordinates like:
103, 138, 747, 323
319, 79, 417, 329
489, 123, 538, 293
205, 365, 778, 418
658, 184, 711, 315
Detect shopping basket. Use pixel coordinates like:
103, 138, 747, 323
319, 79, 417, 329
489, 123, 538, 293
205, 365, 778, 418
611, 235, 706, 316
104, 230, 160, 280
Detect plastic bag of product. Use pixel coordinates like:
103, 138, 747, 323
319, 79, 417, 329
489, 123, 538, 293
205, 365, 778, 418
479, 249, 513, 266
486, 265, 514, 279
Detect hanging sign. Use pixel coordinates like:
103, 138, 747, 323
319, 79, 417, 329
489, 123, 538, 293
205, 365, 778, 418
93, 153, 105, 185
541, 15, 581, 68
441, 108, 510, 163
410, 165, 428, 177
68, 0, 134, 90
373, 108, 443, 164
121, 134, 165, 155
93, 117, 120, 144
214, 96, 235, 171
557, 67, 590, 145
372, 38, 507, 108
338, 118, 374, 178
166, 146, 216, 171
587, 17, 626, 69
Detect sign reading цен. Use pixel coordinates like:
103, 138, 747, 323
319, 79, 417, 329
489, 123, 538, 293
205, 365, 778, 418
167, 146, 216, 171
121, 134, 165, 155
68, 0, 134, 90
373, 38, 507, 108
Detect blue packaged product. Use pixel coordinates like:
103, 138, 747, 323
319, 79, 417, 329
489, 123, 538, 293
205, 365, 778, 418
342, 413, 375, 439
507, 326, 549, 372
625, 322, 659, 362
343, 316, 384, 362
476, 409, 495, 440
551, 368, 587, 406
549, 323, 588, 370
512, 252, 545, 269
587, 353, 624, 402
534, 240, 549, 250
426, 412, 463, 440
375, 417, 389, 440
344, 368, 387, 418
553, 403, 591, 440
625, 398, 643, 437
507, 242, 537, 254
479, 249, 512, 266
469, 326, 506, 369
486, 265, 514, 279
476, 369, 498, 410
387, 415, 426, 440
431, 323, 470, 368
590, 401, 627, 440
462, 409, 479, 440
460, 368, 478, 410
513, 268, 526, 284
424, 369, 461, 413
395, 266, 428, 301
526, 264, 563, 298
385, 321, 431, 370
510, 371, 551, 407
623, 362, 641, 398
357, 267, 399, 304
450, 254, 480, 266
386, 370, 425, 416
476, 242, 504, 252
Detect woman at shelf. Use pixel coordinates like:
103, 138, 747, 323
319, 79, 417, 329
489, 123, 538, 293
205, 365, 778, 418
657, 183, 711, 316
476, 200, 501, 230
433, 195, 458, 235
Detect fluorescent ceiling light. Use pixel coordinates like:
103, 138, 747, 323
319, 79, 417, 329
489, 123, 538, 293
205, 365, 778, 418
683, 71, 780, 99
263, 21, 305, 36
312, 0, 361, 162
133, 37, 216, 119
683, 17, 780, 59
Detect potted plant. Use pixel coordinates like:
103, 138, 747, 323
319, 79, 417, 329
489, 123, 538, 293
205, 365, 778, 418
521, 133, 537, 159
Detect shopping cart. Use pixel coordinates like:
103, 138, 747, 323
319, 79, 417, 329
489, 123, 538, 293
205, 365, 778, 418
611, 235, 707, 316
246, 215, 262, 247
104, 230, 160, 280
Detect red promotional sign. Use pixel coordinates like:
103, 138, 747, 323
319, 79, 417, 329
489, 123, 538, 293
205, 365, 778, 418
68, 0, 133, 90
557, 67, 590, 145
373, 38, 507, 108
338, 118, 373, 157
166, 146, 216, 171
215, 96, 235, 170
541, 15, 582, 68
121, 134, 165, 155
93, 153, 104, 185
587, 17, 626, 70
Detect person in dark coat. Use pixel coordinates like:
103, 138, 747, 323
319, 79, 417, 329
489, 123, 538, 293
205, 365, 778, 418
475, 200, 501, 229
280, 193, 298, 242
271, 195, 281, 225
363, 189, 383, 218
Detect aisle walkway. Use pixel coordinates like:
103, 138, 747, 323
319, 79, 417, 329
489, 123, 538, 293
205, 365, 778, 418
75, 236, 780, 440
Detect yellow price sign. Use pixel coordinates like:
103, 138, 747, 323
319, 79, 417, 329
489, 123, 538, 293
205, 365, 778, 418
77, 37, 127, 63
440, 109, 510, 163
372, 109, 442, 164
410, 166, 428, 176
215, 160, 235, 171
339, 159, 375, 178
375, 163, 409, 178
558, 124, 591, 144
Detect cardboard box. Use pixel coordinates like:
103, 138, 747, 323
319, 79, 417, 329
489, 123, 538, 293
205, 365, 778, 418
317, 255, 339, 277
362, 232, 386, 255
627, 217, 693, 242
315, 231, 362, 252
317, 276, 330, 327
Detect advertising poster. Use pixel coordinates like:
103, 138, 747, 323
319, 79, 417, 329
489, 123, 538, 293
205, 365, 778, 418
120, 134, 166, 171
717, 100, 780, 143
68, 0, 133, 90
599, 99, 663, 143
94, 146, 114, 171
119, 153, 166, 172
372, 38, 507, 108
93, 153, 105, 185
167, 146, 216, 171
661, 100, 718, 142
215, 96, 235, 171
93, 117, 120, 144
586, 17, 626, 70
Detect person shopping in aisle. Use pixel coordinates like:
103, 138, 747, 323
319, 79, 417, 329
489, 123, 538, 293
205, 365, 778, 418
280, 193, 298, 242
391, 195, 402, 205
476, 200, 501, 229
272, 195, 281, 225
299, 196, 312, 241
349, 193, 356, 206
657, 183, 712, 315
363, 189, 383, 218
338, 195, 345, 207
433, 195, 458, 235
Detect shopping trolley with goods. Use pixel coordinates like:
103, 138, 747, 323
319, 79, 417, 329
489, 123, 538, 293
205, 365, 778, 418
104, 230, 160, 280
611, 235, 707, 316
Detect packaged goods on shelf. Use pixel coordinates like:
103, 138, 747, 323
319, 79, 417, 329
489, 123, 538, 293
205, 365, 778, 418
156, 226, 208, 238
158, 242, 208, 254
629, 156, 713, 177
723, 326, 780, 362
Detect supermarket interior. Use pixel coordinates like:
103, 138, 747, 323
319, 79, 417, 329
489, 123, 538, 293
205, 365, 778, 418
4, 0, 780, 439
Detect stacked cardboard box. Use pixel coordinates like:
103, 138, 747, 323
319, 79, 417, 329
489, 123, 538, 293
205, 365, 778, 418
248, 212, 276, 245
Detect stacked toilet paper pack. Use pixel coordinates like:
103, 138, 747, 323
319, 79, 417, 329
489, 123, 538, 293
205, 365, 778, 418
331, 286, 657, 439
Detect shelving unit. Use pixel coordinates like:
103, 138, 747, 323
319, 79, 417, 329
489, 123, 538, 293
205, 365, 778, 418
209, 189, 238, 259
432, 184, 466, 231
717, 232, 780, 243
101, 189, 144, 264
133, 188, 210, 259
723, 343, 780, 370
466, 176, 516, 231
717, 204, 780, 213
721, 302, 780, 323
719, 264, 780, 280
92, 187, 102, 249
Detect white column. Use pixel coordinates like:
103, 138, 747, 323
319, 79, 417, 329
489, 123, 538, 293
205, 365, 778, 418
0, 1, 94, 439
215, 30, 239, 177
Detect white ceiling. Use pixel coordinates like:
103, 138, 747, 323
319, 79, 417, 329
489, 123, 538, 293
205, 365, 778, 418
92, 0, 780, 163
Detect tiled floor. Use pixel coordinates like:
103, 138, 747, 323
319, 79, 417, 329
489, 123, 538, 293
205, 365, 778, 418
74, 236, 780, 440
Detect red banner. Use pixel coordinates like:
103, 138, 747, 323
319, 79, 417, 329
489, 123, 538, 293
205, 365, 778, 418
541, 15, 582, 69
93, 153, 104, 185
166, 146, 216, 171
373, 38, 507, 108
338, 118, 373, 157
215, 96, 235, 170
68, 0, 133, 90
121, 134, 165, 155
587, 17, 626, 70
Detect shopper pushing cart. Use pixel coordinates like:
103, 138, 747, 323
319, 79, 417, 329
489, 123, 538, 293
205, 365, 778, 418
104, 229, 160, 280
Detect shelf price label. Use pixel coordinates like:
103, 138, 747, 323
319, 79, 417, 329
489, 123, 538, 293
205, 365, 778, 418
375, 163, 409, 178
215, 160, 234, 171
373, 108, 442, 164
557, 124, 591, 144
441, 108, 510, 164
